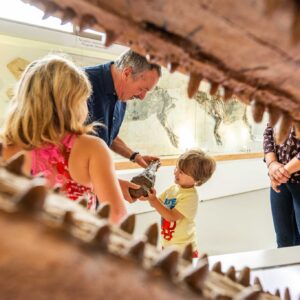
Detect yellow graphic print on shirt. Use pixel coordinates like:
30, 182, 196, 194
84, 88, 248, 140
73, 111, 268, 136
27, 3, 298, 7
159, 184, 199, 251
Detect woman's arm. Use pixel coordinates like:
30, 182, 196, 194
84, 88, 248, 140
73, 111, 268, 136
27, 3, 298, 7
284, 156, 300, 175
70, 135, 127, 224
89, 139, 127, 224
263, 126, 290, 185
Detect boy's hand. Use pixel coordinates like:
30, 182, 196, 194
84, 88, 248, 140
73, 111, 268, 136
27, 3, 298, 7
147, 188, 157, 202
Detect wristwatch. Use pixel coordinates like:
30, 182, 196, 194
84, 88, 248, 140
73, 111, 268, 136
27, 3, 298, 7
129, 151, 140, 162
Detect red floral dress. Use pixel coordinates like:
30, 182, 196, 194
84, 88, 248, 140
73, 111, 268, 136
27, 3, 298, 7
31, 134, 96, 209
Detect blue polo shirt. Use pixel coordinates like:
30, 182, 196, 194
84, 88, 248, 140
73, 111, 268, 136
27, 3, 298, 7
84, 62, 126, 147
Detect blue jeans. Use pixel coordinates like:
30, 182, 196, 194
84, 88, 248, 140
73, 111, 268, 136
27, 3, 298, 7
270, 183, 300, 247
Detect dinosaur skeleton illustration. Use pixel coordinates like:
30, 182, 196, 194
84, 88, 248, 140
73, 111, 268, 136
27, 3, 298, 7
126, 86, 179, 148
194, 91, 254, 146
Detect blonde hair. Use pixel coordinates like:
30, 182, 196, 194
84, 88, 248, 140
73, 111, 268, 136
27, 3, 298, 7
177, 149, 216, 186
1, 55, 95, 149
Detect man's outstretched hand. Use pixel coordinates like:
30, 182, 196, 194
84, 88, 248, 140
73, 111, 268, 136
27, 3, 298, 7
134, 155, 160, 168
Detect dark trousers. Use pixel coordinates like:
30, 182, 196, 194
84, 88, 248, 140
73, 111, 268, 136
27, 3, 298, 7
270, 183, 300, 247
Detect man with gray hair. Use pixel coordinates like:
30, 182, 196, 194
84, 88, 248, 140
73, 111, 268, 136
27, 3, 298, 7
85, 49, 161, 202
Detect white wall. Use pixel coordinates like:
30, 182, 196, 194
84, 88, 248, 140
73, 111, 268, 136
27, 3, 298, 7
117, 158, 276, 255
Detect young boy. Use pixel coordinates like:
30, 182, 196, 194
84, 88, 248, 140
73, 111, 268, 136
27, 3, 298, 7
147, 149, 216, 257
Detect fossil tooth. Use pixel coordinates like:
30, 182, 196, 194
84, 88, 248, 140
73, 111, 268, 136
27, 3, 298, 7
167, 62, 179, 73
78, 198, 88, 208
224, 87, 233, 101
144, 223, 158, 246
104, 30, 117, 47
274, 289, 281, 297
62, 210, 75, 228
251, 99, 265, 123
42, 2, 59, 20
268, 106, 281, 127
253, 277, 263, 291
212, 261, 222, 274
209, 81, 219, 96
199, 253, 208, 260
15, 182, 46, 211
275, 113, 292, 144
184, 261, 208, 293
79, 15, 97, 32
153, 249, 179, 278
120, 214, 135, 234
145, 53, 156, 63
127, 239, 145, 262
187, 74, 202, 98
92, 223, 110, 250
4, 152, 25, 176
61, 7, 76, 25
284, 287, 291, 300
97, 203, 110, 218
237, 267, 250, 287
182, 243, 193, 262
235, 286, 261, 300
53, 185, 61, 193
225, 266, 236, 281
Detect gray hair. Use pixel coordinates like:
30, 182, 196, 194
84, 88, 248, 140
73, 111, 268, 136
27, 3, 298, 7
115, 49, 161, 77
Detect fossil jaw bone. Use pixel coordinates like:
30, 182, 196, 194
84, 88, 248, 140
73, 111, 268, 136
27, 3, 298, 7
0, 156, 284, 299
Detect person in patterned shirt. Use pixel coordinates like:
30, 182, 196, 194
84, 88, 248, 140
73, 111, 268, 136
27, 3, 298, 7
146, 149, 216, 257
263, 124, 300, 247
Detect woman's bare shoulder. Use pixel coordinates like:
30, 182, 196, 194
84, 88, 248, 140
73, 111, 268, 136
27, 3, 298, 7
73, 134, 111, 155
76, 134, 107, 146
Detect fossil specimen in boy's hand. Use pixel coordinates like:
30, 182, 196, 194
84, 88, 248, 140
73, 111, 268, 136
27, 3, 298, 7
129, 160, 160, 198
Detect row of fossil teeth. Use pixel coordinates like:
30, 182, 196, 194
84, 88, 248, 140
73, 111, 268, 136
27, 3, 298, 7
186, 72, 298, 146
251, 99, 300, 144
145, 45, 300, 146
0, 153, 283, 299
186, 70, 299, 146
208, 262, 291, 300
186, 74, 234, 101
23, 0, 118, 47
21, 1, 243, 108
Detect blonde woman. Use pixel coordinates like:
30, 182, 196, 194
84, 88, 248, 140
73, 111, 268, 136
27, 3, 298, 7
1, 55, 127, 224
